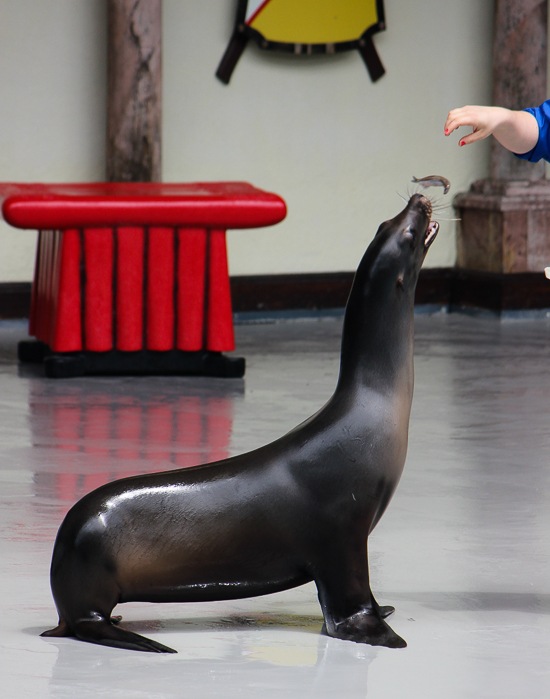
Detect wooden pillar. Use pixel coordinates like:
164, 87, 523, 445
490, 0, 547, 182
454, 0, 550, 275
107, 0, 162, 182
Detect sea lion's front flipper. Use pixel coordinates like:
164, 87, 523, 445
371, 593, 395, 618
374, 603, 395, 619
318, 601, 405, 647
73, 617, 177, 654
314, 546, 405, 648
330, 610, 406, 648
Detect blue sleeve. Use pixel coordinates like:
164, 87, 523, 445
514, 100, 550, 162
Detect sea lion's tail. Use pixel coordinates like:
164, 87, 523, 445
42, 616, 177, 653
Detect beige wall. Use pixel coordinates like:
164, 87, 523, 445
0, 1, 107, 281
0, 0, 495, 281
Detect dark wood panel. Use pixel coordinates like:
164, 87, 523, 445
230, 269, 550, 314
0, 282, 32, 319
4, 269, 550, 320
415, 268, 454, 307
229, 272, 355, 312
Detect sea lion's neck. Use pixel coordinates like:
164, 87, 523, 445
335, 274, 415, 398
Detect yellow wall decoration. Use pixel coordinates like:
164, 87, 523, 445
216, 0, 386, 85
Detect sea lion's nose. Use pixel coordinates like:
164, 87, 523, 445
407, 193, 432, 218
418, 195, 432, 217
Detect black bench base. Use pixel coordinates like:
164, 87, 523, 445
17, 341, 245, 379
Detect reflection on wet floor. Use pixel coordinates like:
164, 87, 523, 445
43, 614, 377, 699
2, 315, 550, 698
28, 380, 239, 504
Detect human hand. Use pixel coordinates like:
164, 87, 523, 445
444, 105, 538, 154
444, 105, 508, 146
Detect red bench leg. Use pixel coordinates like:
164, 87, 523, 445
52, 229, 82, 352
177, 228, 207, 351
83, 228, 114, 352
147, 227, 175, 351
207, 229, 235, 352
116, 227, 144, 351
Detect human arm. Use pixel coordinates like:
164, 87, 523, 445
444, 105, 539, 155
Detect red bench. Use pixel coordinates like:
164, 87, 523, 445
0, 182, 286, 377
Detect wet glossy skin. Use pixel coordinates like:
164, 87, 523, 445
42, 194, 438, 653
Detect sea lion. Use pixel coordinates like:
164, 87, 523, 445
41, 193, 439, 653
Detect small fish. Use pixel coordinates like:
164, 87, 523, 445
412, 175, 451, 195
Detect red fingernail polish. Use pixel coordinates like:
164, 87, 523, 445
460, 141, 464, 146
445, 129, 448, 135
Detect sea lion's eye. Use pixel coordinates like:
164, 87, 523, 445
404, 226, 416, 241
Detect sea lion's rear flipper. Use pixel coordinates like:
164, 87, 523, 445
41, 619, 75, 637
73, 618, 177, 653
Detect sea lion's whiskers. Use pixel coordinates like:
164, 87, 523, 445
425, 196, 440, 208
425, 196, 459, 220
396, 191, 408, 202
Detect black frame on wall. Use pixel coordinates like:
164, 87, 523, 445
216, 0, 386, 84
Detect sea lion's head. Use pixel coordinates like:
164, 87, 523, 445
339, 193, 439, 386
361, 193, 439, 298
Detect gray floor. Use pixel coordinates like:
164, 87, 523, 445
1, 313, 550, 698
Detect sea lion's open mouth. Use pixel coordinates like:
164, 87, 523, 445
424, 221, 439, 249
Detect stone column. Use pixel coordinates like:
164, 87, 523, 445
107, 0, 162, 182
454, 0, 550, 273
